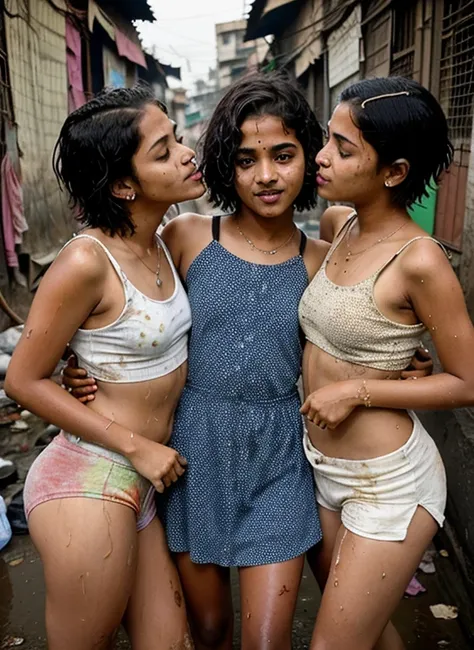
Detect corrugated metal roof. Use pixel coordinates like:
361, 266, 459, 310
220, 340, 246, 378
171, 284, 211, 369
245, 0, 301, 41
99, 0, 154, 22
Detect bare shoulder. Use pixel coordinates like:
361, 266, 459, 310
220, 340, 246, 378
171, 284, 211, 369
401, 237, 452, 280
161, 212, 212, 248
303, 236, 331, 280
319, 206, 355, 243
52, 237, 109, 284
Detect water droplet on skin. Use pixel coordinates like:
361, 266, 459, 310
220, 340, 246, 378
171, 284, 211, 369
334, 579, 339, 587
454, 335, 458, 338
421, 279, 424, 283
396, 425, 400, 430
340, 605, 344, 611
382, 572, 386, 579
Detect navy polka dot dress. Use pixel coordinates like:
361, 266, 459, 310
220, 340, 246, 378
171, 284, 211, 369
162, 217, 322, 567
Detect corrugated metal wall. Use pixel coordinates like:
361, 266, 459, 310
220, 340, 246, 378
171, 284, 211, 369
5, 0, 73, 265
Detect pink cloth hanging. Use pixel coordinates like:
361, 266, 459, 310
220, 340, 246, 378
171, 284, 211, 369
66, 17, 86, 112
1, 153, 27, 268
115, 29, 147, 69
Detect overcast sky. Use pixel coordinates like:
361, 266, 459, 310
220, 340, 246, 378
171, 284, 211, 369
137, 0, 253, 91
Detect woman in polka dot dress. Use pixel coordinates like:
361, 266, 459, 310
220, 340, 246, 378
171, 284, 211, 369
158, 74, 327, 649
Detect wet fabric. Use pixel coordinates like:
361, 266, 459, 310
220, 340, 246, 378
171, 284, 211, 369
24, 433, 156, 531
162, 216, 322, 567
304, 411, 446, 541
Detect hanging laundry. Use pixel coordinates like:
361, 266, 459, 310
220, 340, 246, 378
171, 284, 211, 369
66, 17, 86, 112
1, 153, 27, 269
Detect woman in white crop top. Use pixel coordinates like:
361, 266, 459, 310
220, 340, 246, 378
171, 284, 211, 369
5, 85, 205, 649
298, 78, 474, 649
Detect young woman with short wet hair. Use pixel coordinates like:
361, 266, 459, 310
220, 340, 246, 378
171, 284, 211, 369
299, 76, 474, 650
5, 84, 204, 650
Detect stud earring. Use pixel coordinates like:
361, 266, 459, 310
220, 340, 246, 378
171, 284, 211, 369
385, 181, 391, 188
126, 192, 136, 201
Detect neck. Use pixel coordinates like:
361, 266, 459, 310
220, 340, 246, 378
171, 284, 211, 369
353, 195, 409, 234
235, 205, 295, 241
123, 201, 168, 248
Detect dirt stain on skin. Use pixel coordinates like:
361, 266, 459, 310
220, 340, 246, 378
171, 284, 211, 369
278, 585, 290, 596
174, 590, 182, 607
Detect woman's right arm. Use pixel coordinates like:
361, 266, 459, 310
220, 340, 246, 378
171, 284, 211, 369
5, 242, 185, 491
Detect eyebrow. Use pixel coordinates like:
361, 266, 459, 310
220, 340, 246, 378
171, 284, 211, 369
327, 126, 358, 148
236, 142, 298, 155
147, 122, 178, 153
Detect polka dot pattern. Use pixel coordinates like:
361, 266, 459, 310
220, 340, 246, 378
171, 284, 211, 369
161, 232, 322, 567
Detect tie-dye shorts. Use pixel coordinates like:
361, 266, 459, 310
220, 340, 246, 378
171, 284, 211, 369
24, 432, 156, 531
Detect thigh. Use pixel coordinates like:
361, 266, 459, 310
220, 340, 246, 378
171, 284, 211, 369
311, 506, 438, 650
29, 497, 137, 650
239, 555, 304, 650
307, 506, 342, 589
125, 517, 191, 650
175, 552, 233, 650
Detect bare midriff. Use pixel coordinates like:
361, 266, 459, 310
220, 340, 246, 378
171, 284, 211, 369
302, 342, 414, 460
84, 361, 187, 446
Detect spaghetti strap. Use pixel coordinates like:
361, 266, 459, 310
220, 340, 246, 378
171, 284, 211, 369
212, 215, 221, 241
60, 234, 123, 276
324, 211, 357, 265
375, 236, 450, 278
299, 230, 307, 256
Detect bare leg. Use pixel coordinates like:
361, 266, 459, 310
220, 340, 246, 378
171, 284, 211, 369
310, 506, 438, 650
29, 498, 138, 650
239, 555, 304, 650
175, 553, 233, 650
124, 517, 191, 650
312, 506, 405, 650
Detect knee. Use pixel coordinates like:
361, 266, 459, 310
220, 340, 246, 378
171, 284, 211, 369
192, 613, 231, 649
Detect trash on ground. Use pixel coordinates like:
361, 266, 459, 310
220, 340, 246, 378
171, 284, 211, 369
405, 575, 426, 597
430, 604, 459, 620
419, 549, 436, 574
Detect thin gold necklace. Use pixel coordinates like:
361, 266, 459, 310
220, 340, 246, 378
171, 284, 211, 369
344, 220, 408, 262
236, 220, 297, 256
120, 236, 163, 287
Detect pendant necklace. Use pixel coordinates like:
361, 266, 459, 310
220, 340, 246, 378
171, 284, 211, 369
120, 237, 163, 287
236, 220, 296, 255
344, 221, 408, 262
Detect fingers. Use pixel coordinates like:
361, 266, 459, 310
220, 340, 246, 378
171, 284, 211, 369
155, 479, 165, 494
414, 346, 431, 361
66, 354, 78, 368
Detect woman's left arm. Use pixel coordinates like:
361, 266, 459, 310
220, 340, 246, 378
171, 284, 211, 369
301, 241, 474, 426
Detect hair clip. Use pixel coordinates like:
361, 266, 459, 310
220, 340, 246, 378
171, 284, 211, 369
361, 91, 410, 109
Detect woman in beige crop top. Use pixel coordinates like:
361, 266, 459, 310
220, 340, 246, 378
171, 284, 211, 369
5, 86, 205, 649
299, 78, 474, 649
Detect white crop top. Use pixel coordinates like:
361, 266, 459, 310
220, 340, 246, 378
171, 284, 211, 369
64, 234, 191, 383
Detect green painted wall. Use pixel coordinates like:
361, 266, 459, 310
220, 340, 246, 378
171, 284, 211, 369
408, 184, 437, 235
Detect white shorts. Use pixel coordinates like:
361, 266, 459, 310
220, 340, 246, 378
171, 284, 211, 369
303, 411, 446, 541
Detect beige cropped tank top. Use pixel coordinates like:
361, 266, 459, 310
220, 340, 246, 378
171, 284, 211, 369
298, 214, 447, 371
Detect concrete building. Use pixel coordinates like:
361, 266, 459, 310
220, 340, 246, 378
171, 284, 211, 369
216, 19, 267, 90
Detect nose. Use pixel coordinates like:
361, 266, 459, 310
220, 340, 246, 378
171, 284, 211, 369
315, 144, 330, 168
181, 145, 196, 166
255, 159, 277, 185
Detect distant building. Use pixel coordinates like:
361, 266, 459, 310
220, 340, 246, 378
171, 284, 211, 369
216, 19, 267, 90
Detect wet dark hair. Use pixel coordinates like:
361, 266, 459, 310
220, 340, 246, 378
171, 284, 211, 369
340, 77, 453, 208
200, 72, 323, 212
53, 84, 167, 236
